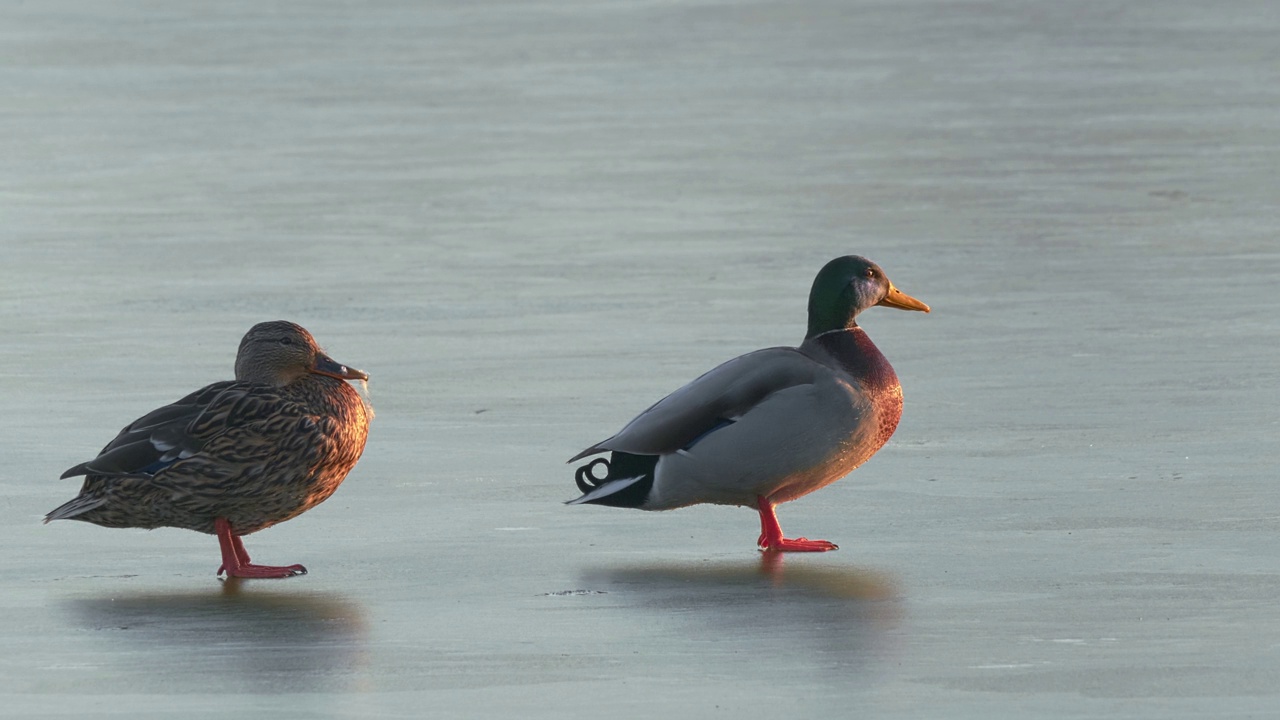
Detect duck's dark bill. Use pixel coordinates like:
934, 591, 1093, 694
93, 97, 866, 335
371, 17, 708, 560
877, 284, 930, 313
313, 354, 370, 381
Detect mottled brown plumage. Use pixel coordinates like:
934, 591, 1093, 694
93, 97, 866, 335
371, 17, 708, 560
48, 321, 370, 578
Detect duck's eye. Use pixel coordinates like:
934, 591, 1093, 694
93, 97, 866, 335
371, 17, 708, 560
278, 337, 293, 346
864, 268, 877, 279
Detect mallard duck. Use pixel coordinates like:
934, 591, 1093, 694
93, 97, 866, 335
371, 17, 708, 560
569, 255, 929, 552
47, 321, 370, 578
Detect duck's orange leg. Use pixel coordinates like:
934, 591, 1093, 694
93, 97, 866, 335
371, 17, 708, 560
215, 517, 307, 578
755, 496, 838, 552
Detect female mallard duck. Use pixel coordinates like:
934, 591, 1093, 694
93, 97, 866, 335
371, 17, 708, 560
569, 255, 929, 552
47, 321, 370, 578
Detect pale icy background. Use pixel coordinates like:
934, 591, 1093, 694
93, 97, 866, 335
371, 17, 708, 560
2, 1, 1278, 717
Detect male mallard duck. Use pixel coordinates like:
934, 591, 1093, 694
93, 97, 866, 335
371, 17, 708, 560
569, 255, 929, 552
47, 321, 370, 578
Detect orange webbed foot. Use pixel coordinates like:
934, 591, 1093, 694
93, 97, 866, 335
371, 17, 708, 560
755, 497, 840, 553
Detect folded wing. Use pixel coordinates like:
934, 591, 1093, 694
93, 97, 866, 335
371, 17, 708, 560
59, 381, 296, 481
569, 348, 823, 462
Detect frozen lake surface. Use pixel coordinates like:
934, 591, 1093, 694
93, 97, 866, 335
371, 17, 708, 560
2, 0, 1278, 717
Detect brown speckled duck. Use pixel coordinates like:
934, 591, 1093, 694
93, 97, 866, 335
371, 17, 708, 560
47, 321, 370, 579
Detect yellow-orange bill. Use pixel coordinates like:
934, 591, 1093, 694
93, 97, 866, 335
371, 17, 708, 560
877, 283, 930, 313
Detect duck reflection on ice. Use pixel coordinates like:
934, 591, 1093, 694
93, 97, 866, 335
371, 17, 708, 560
580, 551, 902, 676
64, 581, 369, 693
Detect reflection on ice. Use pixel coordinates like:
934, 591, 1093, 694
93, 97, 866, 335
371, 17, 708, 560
587, 549, 899, 599
581, 552, 902, 677
63, 581, 369, 693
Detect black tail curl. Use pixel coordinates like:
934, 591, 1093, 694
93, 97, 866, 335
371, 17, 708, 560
574, 458, 612, 494
570, 452, 657, 508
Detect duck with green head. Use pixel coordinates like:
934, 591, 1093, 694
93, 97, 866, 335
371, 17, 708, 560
47, 321, 370, 578
569, 255, 929, 551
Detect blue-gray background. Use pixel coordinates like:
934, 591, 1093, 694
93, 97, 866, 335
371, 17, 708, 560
2, 1, 1277, 717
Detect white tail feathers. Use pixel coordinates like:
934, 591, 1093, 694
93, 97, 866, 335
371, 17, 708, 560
566, 475, 646, 505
